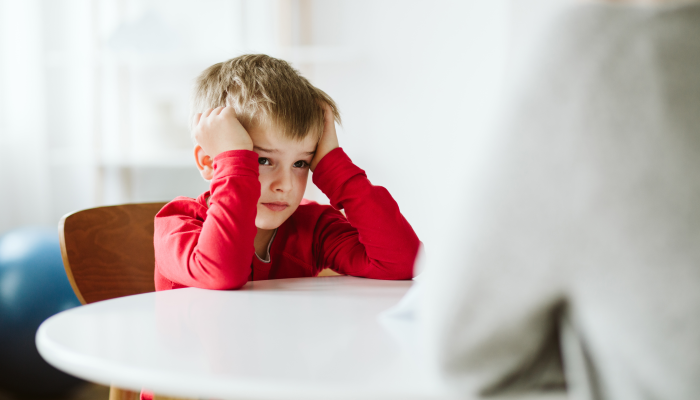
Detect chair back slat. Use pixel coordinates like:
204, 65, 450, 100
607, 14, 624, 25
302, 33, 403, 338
59, 203, 166, 304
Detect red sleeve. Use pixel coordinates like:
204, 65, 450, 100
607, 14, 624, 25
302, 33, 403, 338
312, 148, 420, 279
154, 150, 260, 290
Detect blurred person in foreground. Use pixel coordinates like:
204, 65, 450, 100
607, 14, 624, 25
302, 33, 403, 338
418, 0, 700, 399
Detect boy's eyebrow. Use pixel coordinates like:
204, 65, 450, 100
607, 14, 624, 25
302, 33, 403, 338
254, 146, 316, 157
253, 146, 278, 153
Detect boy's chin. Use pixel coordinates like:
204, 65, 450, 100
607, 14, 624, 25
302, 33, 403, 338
255, 203, 299, 230
254, 218, 284, 231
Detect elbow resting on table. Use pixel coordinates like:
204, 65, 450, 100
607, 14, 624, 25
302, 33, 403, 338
189, 273, 249, 291
205, 280, 248, 291
364, 257, 416, 281
185, 257, 251, 290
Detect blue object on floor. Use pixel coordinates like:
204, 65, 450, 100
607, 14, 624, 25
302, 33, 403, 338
0, 227, 83, 396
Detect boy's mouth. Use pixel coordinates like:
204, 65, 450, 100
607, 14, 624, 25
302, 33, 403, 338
262, 202, 289, 212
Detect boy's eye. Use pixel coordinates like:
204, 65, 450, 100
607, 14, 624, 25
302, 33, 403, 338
293, 160, 309, 168
258, 157, 271, 166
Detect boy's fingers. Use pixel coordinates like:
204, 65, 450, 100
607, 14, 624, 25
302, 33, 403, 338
221, 106, 237, 117
212, 106, 226, 116
323, 106, 335, 129
202, 108, 215, 118
193, 113, 202, 126
320, 102, 334, 124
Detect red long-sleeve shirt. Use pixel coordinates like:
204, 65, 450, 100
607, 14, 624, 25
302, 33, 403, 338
153, 147, 420, 290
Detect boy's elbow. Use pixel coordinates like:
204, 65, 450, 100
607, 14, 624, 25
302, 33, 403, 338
394, 241, 422, 280
188, 264, 249, 290
394, 262, 416, 280
368, 258, 415, 280
208, 282, 247, 291
220, 274, 249, 290
187, 255, 251, 290
371, 241, 421, 280
391, 238, 421, 280
196, 275, 248, 291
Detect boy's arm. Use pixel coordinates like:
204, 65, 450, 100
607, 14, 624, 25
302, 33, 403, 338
155, 150, 260, 290
154, 107, 259, 290
310, 103, 419, 278
312, 148, 419, 279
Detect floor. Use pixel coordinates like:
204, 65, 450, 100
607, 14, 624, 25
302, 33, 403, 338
0, 383, 109, 400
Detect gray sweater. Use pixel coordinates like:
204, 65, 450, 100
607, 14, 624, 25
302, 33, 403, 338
418, 2, 700, 399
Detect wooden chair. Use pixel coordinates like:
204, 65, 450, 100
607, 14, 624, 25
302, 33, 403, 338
58, 201, 337, 399
59, 202, 167, 400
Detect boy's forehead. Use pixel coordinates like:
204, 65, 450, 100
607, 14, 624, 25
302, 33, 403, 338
249, 124, 317, 153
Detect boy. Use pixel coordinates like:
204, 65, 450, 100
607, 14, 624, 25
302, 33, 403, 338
153, 54, 420, 291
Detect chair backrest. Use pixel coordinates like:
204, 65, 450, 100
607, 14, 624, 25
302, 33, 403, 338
59, 202, 167, 305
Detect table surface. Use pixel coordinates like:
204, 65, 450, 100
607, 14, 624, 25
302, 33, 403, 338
36, 276, 439, 400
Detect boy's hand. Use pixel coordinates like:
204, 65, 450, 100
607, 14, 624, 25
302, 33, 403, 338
310, 103, 339, 172
193, 106, 253, 157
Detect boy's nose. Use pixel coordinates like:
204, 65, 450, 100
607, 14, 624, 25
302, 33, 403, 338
271, 169, 293, 193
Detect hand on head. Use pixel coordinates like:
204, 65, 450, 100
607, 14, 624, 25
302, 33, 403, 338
193, 106, 254, 158
310, 103, 340, 172
193, 103, 337, 178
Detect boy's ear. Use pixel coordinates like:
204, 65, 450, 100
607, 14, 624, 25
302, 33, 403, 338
194, 145, 214, 181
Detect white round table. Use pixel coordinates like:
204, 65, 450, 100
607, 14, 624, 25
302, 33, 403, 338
36, 276, 436, 400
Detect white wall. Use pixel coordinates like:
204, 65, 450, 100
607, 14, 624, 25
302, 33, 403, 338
308, 1, 509, 251
0, 1, 52, 230
0, 0, 510, 253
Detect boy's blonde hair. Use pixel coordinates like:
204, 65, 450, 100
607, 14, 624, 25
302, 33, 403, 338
192, 54, 340, 142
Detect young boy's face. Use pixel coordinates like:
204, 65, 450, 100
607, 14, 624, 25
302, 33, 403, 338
248, 124, 318, 230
